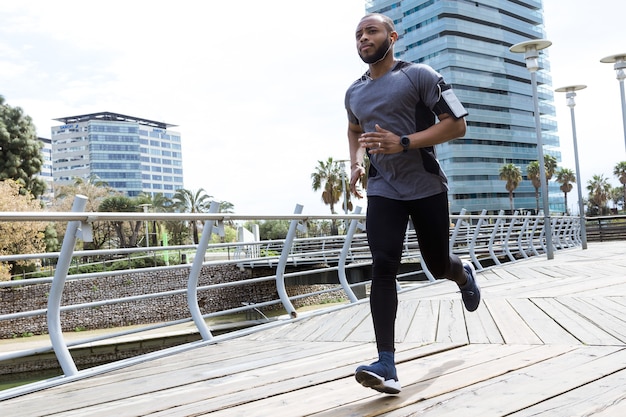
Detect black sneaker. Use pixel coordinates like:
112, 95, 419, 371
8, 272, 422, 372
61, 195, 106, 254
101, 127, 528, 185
460, 262, 481, 312
355, 352, 401, 394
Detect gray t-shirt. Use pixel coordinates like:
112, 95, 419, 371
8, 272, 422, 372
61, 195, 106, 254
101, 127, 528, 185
345, 60, 457, 200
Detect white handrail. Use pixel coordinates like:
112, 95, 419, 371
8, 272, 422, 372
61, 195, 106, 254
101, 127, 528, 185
47, 195, 89, 376
0, 205, 585, 399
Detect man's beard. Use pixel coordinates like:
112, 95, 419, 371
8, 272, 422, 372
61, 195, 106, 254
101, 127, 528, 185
359, 38, 392, 64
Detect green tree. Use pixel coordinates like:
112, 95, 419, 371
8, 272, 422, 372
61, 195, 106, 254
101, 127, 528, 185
609, 186, 623, 213
613, 161, 626, 213
526, 161, 541, 213
311, 157, 344, 215
526, 155, 557, 213
0, 179, 46, 280
586, 174, 611, 216
555, 167, 576, 215
52, 175, 116, 250
0, 96, 46, 197
172, 188, 213, 244
499, 163, 522, 212
98, 195, 143, 248
544, 154, 558, 181
258, 220, 290, 240
137, 192, 173, 246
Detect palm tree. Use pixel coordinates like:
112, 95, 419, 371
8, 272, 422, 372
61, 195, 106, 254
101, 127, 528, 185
586, 174, 611, 216
98, 195, 143, 248
526, 161, 541, 213
609, 186, 623, 213
499, 163, 522, 212
555, 168, 575, 214
311, 157, 343, 214
613, 161, 626, 213
172, 188, 213, 244
137, 192, 173, 246
544, 154, 558, 182
526, 155, 558, 213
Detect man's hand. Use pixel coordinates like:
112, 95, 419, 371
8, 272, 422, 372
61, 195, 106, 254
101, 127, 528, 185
350, 164, 365, 198
358, 124, 402, 154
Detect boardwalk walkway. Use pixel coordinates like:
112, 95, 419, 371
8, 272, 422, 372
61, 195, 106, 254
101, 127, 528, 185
1, 241, 625, 416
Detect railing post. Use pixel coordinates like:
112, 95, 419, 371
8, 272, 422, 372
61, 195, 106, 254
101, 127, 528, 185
187, 201, 220, 341
449, 208, 466, 252
488, 210, 505, 265
469, 209, 487, 269
516, 214, 529, 258
552, 217, 565, 249
338, 206, 364, 302
503, 211, 519, 262
528, 215, 541, 256
47, 194, 89, 377
276, 204, 306, 318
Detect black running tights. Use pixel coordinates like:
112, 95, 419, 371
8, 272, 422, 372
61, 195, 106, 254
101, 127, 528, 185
366, 192, 465, 353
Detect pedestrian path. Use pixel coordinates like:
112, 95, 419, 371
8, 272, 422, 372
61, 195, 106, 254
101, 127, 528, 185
1, 242, 625, 416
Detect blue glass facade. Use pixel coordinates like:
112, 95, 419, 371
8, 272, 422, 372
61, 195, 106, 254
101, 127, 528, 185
366, 0, 562, 214
51, 112, 184, 198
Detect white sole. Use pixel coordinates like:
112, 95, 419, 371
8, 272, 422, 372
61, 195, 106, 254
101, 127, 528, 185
355, 370, 402, 394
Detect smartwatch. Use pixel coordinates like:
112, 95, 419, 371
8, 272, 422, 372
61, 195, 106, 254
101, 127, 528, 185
400, 135, 410, 153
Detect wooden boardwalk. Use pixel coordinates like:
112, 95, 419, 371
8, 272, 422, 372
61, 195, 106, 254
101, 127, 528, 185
2, 242, 626, 416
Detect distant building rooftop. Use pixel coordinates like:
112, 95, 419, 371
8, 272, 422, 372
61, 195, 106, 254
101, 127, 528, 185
53, 111, 177, 129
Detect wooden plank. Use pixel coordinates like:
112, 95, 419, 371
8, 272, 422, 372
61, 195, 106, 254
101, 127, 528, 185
483, 298, 543, 345
394, 299, 420, 343
239, 321, 298, 341
488, 266, 522, 281
382, 346, 625, 417
313, 303, 371, 342
519, 275, 626, 298
508, 368, 626, 416
402, 300, 439, 344
435, 300, 468, 344
143, 343, 462, 417
464, 300, 504, 344
343, 308, 376, 343
16, 342, 371, 417
557, 297, 626, 343
0, 340, 360, 416
306, 345, 575, 417
508, 298, 580, 345
532, 298, 623, 345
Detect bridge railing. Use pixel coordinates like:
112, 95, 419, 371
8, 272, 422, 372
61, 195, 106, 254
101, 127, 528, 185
0, 197, 583, 398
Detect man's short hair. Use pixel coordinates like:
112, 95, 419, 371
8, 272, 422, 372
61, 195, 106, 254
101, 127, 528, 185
361, 13, 395, 33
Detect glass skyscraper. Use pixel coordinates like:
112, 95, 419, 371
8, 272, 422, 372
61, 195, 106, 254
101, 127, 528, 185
365, 0, 561, 214
51, 112, 184, 198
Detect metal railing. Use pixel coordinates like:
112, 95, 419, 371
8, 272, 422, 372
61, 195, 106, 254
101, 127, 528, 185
0, 197, 583, 399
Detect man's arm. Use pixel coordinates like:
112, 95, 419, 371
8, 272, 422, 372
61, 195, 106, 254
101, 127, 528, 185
348, 122, 366, 197
358, 113, 466, 154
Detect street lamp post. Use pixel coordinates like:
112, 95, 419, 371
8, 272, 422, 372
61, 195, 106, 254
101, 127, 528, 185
510, 39, 554, 260
555, 85, 588, 250
138, 203, 152, 248
600, 54, 626, 152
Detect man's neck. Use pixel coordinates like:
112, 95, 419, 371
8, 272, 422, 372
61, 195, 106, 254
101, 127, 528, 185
368, 56, 396, 79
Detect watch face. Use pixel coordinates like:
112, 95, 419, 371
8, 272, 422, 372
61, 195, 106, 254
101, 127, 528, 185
401, 136, 410, 148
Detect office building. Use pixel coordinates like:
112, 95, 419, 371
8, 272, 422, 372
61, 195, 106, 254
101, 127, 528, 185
51, 112, 184, 198
37, 137, 54, 199
366, 0, 562, 214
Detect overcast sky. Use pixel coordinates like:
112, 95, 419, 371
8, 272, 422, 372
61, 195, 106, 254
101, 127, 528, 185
1, 0, 624, 215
